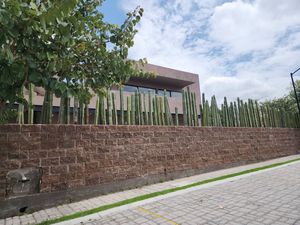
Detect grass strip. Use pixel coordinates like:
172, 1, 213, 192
38, 157, 300, 225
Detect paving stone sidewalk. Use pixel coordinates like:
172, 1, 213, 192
1, 154, 300, 225
71, 158, 300, 225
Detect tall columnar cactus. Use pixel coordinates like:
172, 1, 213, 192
28, 83, 34, 124
237, 98, 244, 127
210, 96, 215, 126
139, 92, 144, 125
199, 103, 203, 126
175, 107, 179, 126
99, 95, 106, 125
66, 92, 70, 124
159, 96, 164, 125
267, 106, 272, 127
229, 102, 234, 127
255, 101, 261, 127
79, 101, 84, 124
131, 94, 135, 125
135, 92, 140, 125
152, 97, 157, 125
127, 96, 131, 125
17, 103, 24, 124
84, 102, 89, 124
250, 99, 257, 127
233, 102, 239, 127
244, 102, 251, 127
165, 95, 173, 126
112, 92, 118, 125
59, 91, 70, 124
107, 90, 112, 125
192, 93, 198, 126
185, 91, 191, 126
73, 97, 79, 124
143, 93, 148, 125
155, 96, 160, 125
94, 95, 100, 125
223, 97, 229, 127
182, 90, 187, 126
120, 88, 124, 125
148, 91, 153, 125
260, 105, 266, 127
187, 87, 193, 126
42, 89, 53, 124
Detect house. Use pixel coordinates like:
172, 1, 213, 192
25, 63, 201, 124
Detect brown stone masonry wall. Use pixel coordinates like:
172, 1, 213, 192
0, 125, 300, 202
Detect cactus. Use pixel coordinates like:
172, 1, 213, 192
175, 107, 179, 126
99, 95, 106, 125
192, 93, 198, 126
153, 97, 157, 125
17, 103, 24, 124
139, 92, 144, 125
66, 92, 70, 124
84, 103, 89, 124
134, 92, 140, 125
73, 97, 79, 124
120, 88, 124, 125
233, 102, 239, 127
244, 102, 251, 127
261, 105, 266, 127
159, 96, 164, 125
59, 91, 70, 124
28, 83, 34, 124
127, 96, 131, 125
185, 91, 191, 126
79, 101, 84, 124
229, 102, 234, 127
187, 87, 193, 126
148, 91, 153, 125
165, 96, 173, 126
131, 94, 135, 125
106, 90, 112, 125
143, 93, 148, 125
182, 90, 187, 126
157, 95, 161, 125
42, 89, 53, 124
94, 95, 99, 125
255, 101, 261, 127
112, 92, 118, 125
223, 97, 229, 127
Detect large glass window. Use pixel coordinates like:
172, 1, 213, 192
138, 87, 156, 94
171, 91, 182, 98
124, 85, 138, 93
157, 89, 171, 97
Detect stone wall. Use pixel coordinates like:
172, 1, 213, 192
0, 125, 299, 216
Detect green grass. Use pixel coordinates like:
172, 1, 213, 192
37, 157, 300, 225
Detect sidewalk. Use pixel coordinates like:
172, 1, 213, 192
1, 154, 300, 225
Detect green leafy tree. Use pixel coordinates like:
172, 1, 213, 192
261, 80, 300, 113
0, 0, 150, 123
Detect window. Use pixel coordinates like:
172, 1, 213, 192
157, 89, 171, 97
124, 85, 138, 93
171, 91, 182, 98
138, 87, 156, 94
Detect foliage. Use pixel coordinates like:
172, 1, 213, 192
0, 0, 150, 123
261, 80, 300, 113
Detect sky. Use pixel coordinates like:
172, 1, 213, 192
100, 0, 300, 103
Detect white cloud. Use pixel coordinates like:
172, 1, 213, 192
120, 0, 300, 103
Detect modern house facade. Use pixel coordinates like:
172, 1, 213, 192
24, 63, 200, 124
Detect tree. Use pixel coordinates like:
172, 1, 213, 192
261, 80, 300, 113
0, 0, 150, 123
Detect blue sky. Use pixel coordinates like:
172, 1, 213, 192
100, 1, 125, 25
100, 0, 300, 102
